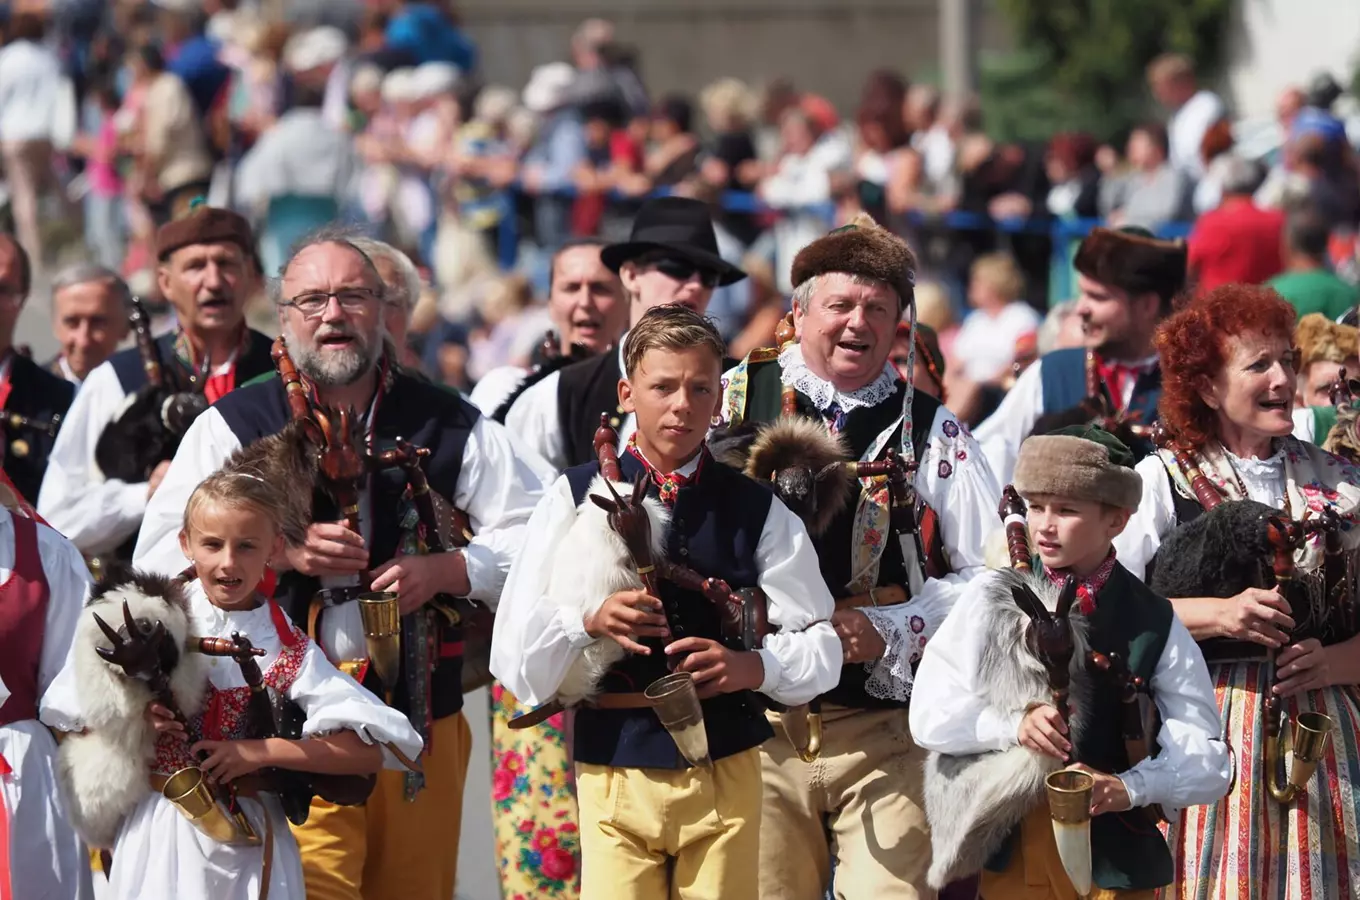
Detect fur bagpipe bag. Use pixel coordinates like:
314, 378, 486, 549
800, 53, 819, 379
921, 568, 1095, 889
56, 572, 208, 848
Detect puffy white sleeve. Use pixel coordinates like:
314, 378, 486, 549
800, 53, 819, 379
503, 370, 568, 472
488, 476, 596, 706
1117, 617, 1232, 811
36, 363, 148, 555
859, 405, 1002, 702
132, 408, 243, 576
288, 640, 426, 771
972, 358, 1045, 488
752, 499, 841, 706
453, 416, 547, 607
908, 571, 1025, 754
1112, 455, 1178, 583
36, 521, 92, 697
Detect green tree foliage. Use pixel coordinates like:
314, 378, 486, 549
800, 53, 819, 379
982, 0, 1235, 143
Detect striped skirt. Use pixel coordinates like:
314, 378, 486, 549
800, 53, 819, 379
1165, 660, 1360, 899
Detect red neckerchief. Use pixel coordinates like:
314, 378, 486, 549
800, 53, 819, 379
174, 325, 249, 404
1095, 354, 1156, 412
0, 352, 11, 412
1045, 549, 1117, 616
625, 434, 706, 506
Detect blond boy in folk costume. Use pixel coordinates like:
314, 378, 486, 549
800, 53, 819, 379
910, 427, 1230, 899
492, 305, 840, 900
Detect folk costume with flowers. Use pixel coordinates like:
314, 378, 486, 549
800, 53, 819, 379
129, 355, 543, 900
43, 574, 423, 900
1116, 435, 1360, 899
491, 434, 840, 900
714, 215, 1000, 899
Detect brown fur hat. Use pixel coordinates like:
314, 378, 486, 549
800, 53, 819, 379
1296, 312, 1359, 370
790, 212, 917, 306
1073, 226, 1186, 307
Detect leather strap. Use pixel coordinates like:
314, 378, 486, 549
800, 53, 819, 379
258, 807, 274, 900
507, 690, 660, 730
834, 583, 907, 612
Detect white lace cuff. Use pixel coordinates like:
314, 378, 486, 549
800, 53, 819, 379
859, 605, 930, 702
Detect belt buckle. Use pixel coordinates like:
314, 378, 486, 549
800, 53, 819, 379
315, 586, 362, 608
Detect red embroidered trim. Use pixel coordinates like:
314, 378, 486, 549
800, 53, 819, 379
1044, 549, 1117, 616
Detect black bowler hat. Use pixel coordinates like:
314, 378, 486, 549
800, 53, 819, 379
600, 196, 747, 286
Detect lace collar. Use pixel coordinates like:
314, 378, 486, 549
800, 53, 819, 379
778, 344, 899, 414
1223, 445, 1286, 478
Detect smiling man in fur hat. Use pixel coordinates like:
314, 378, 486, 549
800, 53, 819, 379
714, 213, 1001, 899
975, 226, 1187, 485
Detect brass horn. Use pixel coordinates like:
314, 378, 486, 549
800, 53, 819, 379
161, 766, 262, 846
358, 591, 402, 699
644, 672, 712, 768
780, 705, 823, 762
1267, 708, 1335, 803
1046, 768, 1093, 899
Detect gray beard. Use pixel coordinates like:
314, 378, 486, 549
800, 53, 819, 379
284, 326, 378, 386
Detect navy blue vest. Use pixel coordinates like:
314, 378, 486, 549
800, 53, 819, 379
108, 328, 276, 395
1039, 347, 1162, 433
214, 371, 478, 719
3, 354, 75, 505
566, 450, 776, 768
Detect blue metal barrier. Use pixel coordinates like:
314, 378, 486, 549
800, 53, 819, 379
492, 187, 1192, 305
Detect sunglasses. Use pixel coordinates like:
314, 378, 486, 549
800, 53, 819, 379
643, 256, 722, 289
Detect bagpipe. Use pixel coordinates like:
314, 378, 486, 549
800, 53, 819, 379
1147, 424, 1338, 805
1322, 367, 1360, 464
95, 297, 213, 484
1030, 349, 1152, 451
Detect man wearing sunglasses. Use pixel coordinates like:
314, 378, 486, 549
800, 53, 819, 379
506, 195, 746, 471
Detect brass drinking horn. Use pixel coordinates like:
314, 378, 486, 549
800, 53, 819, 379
1267, 710, 1335, 803
644, 672, 712, 768
1046, 768, 1094, 899
161, 766, 261, 846
780, 705, 823, 762
357, 591, 402, 696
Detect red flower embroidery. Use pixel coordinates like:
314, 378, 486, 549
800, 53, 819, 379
540, 846, 577, 881
492, 767, 516, 802
502, 750, 525, 773
909, 616, 925, 634
534, 829, 559, 851
518, 819, 535, 834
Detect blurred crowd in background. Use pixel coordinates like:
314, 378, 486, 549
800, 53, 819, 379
4, 0, 1360, 428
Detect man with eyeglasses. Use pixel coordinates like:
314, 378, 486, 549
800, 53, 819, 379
132, 227, 544, 900
505, 196, 746, 471
38, 207, 273, 564
0, 234, 76, 506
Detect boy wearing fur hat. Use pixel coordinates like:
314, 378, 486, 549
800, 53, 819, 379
976, 227, 1187, 484
910, 426, 1229, 900
1291, 312, 1359, 442
492, 305, 840, 900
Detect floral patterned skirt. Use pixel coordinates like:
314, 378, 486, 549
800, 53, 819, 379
490, 684, 581, 898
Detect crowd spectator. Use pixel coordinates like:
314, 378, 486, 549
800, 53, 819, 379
1187, 156, 1283, 294
1043, 132, 1101, 219
1192, 117, 1236, 215
1268, 207, 1360, 320
952, 252, 1040, 384
520, 61, 586, 254
70, 82, 126, 270
1101, 122, 1193, 230
132, 42, 215, 224
1147, 52, 1225, 181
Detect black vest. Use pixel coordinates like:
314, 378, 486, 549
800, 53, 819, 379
3, 354, 75, 505
566, 450, 776, 768
988, 563, 1176, 890
108, 328, 277, 396
214, 372, 478, 719
1038, 347, 1162, 458
739, 358, 938, 709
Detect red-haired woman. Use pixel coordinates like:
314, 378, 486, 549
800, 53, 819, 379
1115, 283, 1360, 899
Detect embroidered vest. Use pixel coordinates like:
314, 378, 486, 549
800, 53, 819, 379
987, 563, 1176, 890
736, 357, 940, 710
565, 451, 776, 768
214, 372, 477, 720
3, 355, 75, 506
0, 515, 49, 725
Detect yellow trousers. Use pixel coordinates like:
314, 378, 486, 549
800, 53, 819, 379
979, 806, 1157, 900
292, 712, 472, 900
576, 747, 762, 900
759, 706, 934, 900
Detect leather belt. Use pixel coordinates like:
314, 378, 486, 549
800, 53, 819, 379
587, 692, 657, 711
835, 583, 907, 612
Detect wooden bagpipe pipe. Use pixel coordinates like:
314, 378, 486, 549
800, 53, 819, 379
1146, 424, 1339, 804
1028, 349, 1154, 452
267, 337, 492, 702
95, 296, 214, 483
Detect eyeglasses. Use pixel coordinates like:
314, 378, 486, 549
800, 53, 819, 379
282, 288, 382, 318
643, 256, 722, 289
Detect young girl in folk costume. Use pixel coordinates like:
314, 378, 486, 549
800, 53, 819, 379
45, 469, 424, 900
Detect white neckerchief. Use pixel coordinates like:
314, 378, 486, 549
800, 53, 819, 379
778, 343, 898, 414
